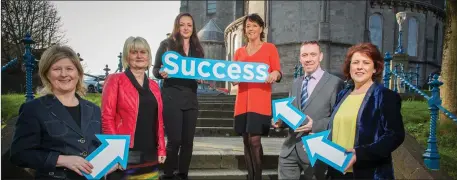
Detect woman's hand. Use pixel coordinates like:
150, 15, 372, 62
159, 71, 168, 79
56, 155, 93, 176
266, 71, 281, 84
158, 156, 166, 164
344, 148, 357, 172
159, 65, 168, 79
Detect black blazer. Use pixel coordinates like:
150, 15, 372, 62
153, 38, 203, 110
327, 82, 405, 179
10, 94, 102, 179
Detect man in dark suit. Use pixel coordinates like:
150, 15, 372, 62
276, 41, 344, 180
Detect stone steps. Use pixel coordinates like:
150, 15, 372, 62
198, 103, 235, 111
187, 150, 279, 170
196, 118, 233, 127
165, 137, 284, 168
193, 127, 288, 137
187, 169, 279, 180
158, 137, 286, 179
198, 110, 234, 118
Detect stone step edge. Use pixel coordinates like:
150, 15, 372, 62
192, 150, 279, 156
199, 110, 234, 112
198, 102, 235, 104
197, 117, 233, 120
196, 127, 289, 131
188, 169, 278, 176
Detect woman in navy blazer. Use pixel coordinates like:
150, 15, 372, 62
10, 45, 102, 179
326, 43, 405, 179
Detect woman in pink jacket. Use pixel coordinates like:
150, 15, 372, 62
102, 36, 166, 179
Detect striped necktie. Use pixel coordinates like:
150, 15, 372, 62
301, 76, 311, 110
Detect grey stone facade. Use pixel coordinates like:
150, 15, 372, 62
181, 0, 445, 94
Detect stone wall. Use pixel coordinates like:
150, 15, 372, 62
201, 41, 225, 60
186, 1, 238, 34
217, 0, 445, 94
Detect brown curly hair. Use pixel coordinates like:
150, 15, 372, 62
342, 42, 384, 82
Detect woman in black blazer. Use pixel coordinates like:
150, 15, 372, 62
152, 12, 205, 180
10, 45, 102, 179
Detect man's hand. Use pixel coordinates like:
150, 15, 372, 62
344, 148, 357, 172
294, 116, 313, 133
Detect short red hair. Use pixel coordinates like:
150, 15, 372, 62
342, 42, 384, 82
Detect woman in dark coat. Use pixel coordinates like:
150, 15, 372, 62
10, 45, 101, 179
326, 42, 405, 179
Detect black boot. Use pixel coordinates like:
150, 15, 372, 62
159, 174, 175, 180
175, 173, 188, 180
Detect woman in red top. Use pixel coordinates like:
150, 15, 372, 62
232, 13, 282, 180
101, 36, 166, 179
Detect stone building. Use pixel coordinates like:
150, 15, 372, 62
180, 0, 445, 94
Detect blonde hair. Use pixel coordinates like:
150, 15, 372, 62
122, 36, 152, 70
38, 45, 86, 96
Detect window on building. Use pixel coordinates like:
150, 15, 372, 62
369, 14, 383, 52
407, 17, 418, 57
207, 0, 216, 15
433, 23, 439, 60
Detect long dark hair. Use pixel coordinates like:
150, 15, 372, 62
169, 12, 204, 58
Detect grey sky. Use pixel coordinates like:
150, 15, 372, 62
52, 1, 180, 76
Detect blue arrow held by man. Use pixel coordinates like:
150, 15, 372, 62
272, 97, 307, 130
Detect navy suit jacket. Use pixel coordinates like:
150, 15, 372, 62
10, 94, 102, 179
327, 82, 405, 179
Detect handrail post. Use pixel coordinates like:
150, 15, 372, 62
104, 64, 111, 77
23, 33, 36, 102
423, 74, 443, 170
293, 64, 298, 79
393, 65, 398, 92
415, 64, 420, 87
118, 52, 123, 73
383, 52, 392, 88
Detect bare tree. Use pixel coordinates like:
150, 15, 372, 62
1, 0, 66, 65
440, 0, 457, 122
81, 61, 91, 74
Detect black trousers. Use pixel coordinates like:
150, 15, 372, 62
162, 95, 198, 177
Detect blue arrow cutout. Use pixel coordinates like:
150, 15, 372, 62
83, 134, 130, 180
301, 130, 353, 173
272, 97, 307, 130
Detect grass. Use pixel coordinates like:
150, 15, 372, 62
0, 93, 102, 128
1, 94, 456, 178
1, 94, 28, 128
401, 100, 457, 179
